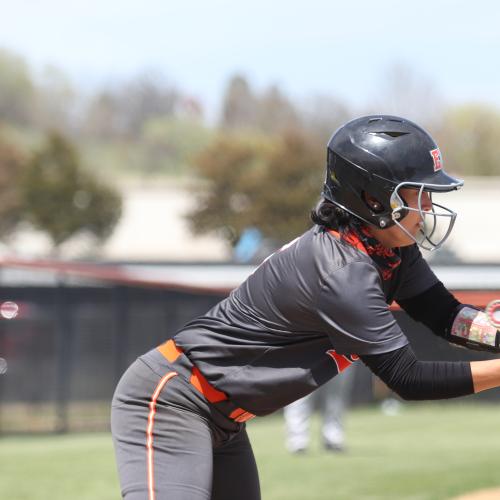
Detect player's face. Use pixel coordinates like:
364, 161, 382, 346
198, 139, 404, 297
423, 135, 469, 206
370, 188, 432, 248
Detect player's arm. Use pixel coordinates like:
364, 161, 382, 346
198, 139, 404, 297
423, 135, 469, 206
360, 344, 473, 400
396, 281, 500, 353
361, 344, 500, 399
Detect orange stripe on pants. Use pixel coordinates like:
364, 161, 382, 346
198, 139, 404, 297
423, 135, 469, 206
146, 371, 178, 500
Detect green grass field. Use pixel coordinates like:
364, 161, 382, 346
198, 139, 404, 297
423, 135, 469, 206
1, 403, 499, 500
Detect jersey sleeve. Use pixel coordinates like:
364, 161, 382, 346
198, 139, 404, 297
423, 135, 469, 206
316, 260, 409, 356
360, 344, 473, 400
395, 244, 440, 301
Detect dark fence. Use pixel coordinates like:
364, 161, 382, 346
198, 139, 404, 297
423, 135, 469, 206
0, 282, 222, 433
0, 266, 499, 433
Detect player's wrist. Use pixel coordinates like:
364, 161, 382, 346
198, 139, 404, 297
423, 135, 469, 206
446, 305, 500, 353
470, 359, 500, 393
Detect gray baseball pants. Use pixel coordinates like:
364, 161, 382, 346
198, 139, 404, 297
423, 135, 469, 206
111, 350, 260, 500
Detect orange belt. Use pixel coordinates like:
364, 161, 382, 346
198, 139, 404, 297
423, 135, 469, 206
157, 339, 255, 423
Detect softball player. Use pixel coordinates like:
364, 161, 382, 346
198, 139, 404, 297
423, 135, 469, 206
111, 115, 500, 500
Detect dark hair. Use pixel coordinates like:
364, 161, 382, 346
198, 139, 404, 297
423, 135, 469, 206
310, 198, 352, 230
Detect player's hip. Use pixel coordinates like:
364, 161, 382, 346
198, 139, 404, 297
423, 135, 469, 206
111, 350, 243, 445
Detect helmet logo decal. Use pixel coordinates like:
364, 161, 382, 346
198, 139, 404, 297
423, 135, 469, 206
430, 148, 443, 172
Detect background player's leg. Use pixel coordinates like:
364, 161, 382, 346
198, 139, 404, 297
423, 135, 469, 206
321, 368, 355, 451
112, 361, 214, 500
211, 427, 261, 500
283, 393, 314, 453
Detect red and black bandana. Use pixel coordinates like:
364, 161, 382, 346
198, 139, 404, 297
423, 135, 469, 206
341, 224, 401, 281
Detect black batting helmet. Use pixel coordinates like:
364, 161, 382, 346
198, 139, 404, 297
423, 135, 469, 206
323, 115, 463, 250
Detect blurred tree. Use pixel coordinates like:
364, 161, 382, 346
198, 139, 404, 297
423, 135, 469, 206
252, 130, 324, 242
220, 74, 351, 144
82, 91, 121, 140
0, 134, 26, 238
33, 65, 76, 133
255, 85, 300, 134
220, 75, 257, 130
82, 72, 181, 139
437, 105, 500, 176
187, 133, 270, 243
79, 72, 206, 179
0, 49, 36, 126
21, 132, 122, 250
118, 72, 180, 136
187, 130, 324, 246
221, 75, 305, 136
140, 116, 213, 176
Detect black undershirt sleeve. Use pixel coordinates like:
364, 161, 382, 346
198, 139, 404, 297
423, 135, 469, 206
360, 344, 474, 401
396, 281, 460, 339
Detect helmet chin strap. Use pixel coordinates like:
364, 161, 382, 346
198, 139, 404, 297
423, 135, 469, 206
389, 183, 458, 251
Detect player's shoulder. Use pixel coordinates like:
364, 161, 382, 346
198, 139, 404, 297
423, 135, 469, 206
310, 225, 372, 262
265, 226, 373, 273
296, 225, 374, 283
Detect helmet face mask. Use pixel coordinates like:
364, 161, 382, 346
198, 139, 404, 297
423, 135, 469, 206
323, 115, 463, 251
389, 183, 458, 251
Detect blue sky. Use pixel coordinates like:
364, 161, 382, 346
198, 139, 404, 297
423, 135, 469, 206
1, 0, 499, 117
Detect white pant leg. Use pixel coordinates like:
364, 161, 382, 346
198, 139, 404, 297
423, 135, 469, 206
283, 393, 314, 452
321, 367, 356, 448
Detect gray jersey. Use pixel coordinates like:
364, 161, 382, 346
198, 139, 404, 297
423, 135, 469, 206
174, 225, 438, 415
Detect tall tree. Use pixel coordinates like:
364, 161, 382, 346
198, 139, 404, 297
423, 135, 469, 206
0, 49, 36, 126
82, 72, 181, 139
21, 132, 122, 249
82, 91, 120, 140
220, 75, 257, 130
252, 130, 324, 242
0, 134, 25, 238
33, 65, 76, 133
255, 85, 300, 134
141, 116, 213, 176
220, 75, 303, 135
187, 130, 324, 245
187, 133, 271, 243
119, 72, 180, 136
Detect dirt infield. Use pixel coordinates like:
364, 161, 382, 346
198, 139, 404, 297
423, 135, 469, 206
452, 488, 500, 499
